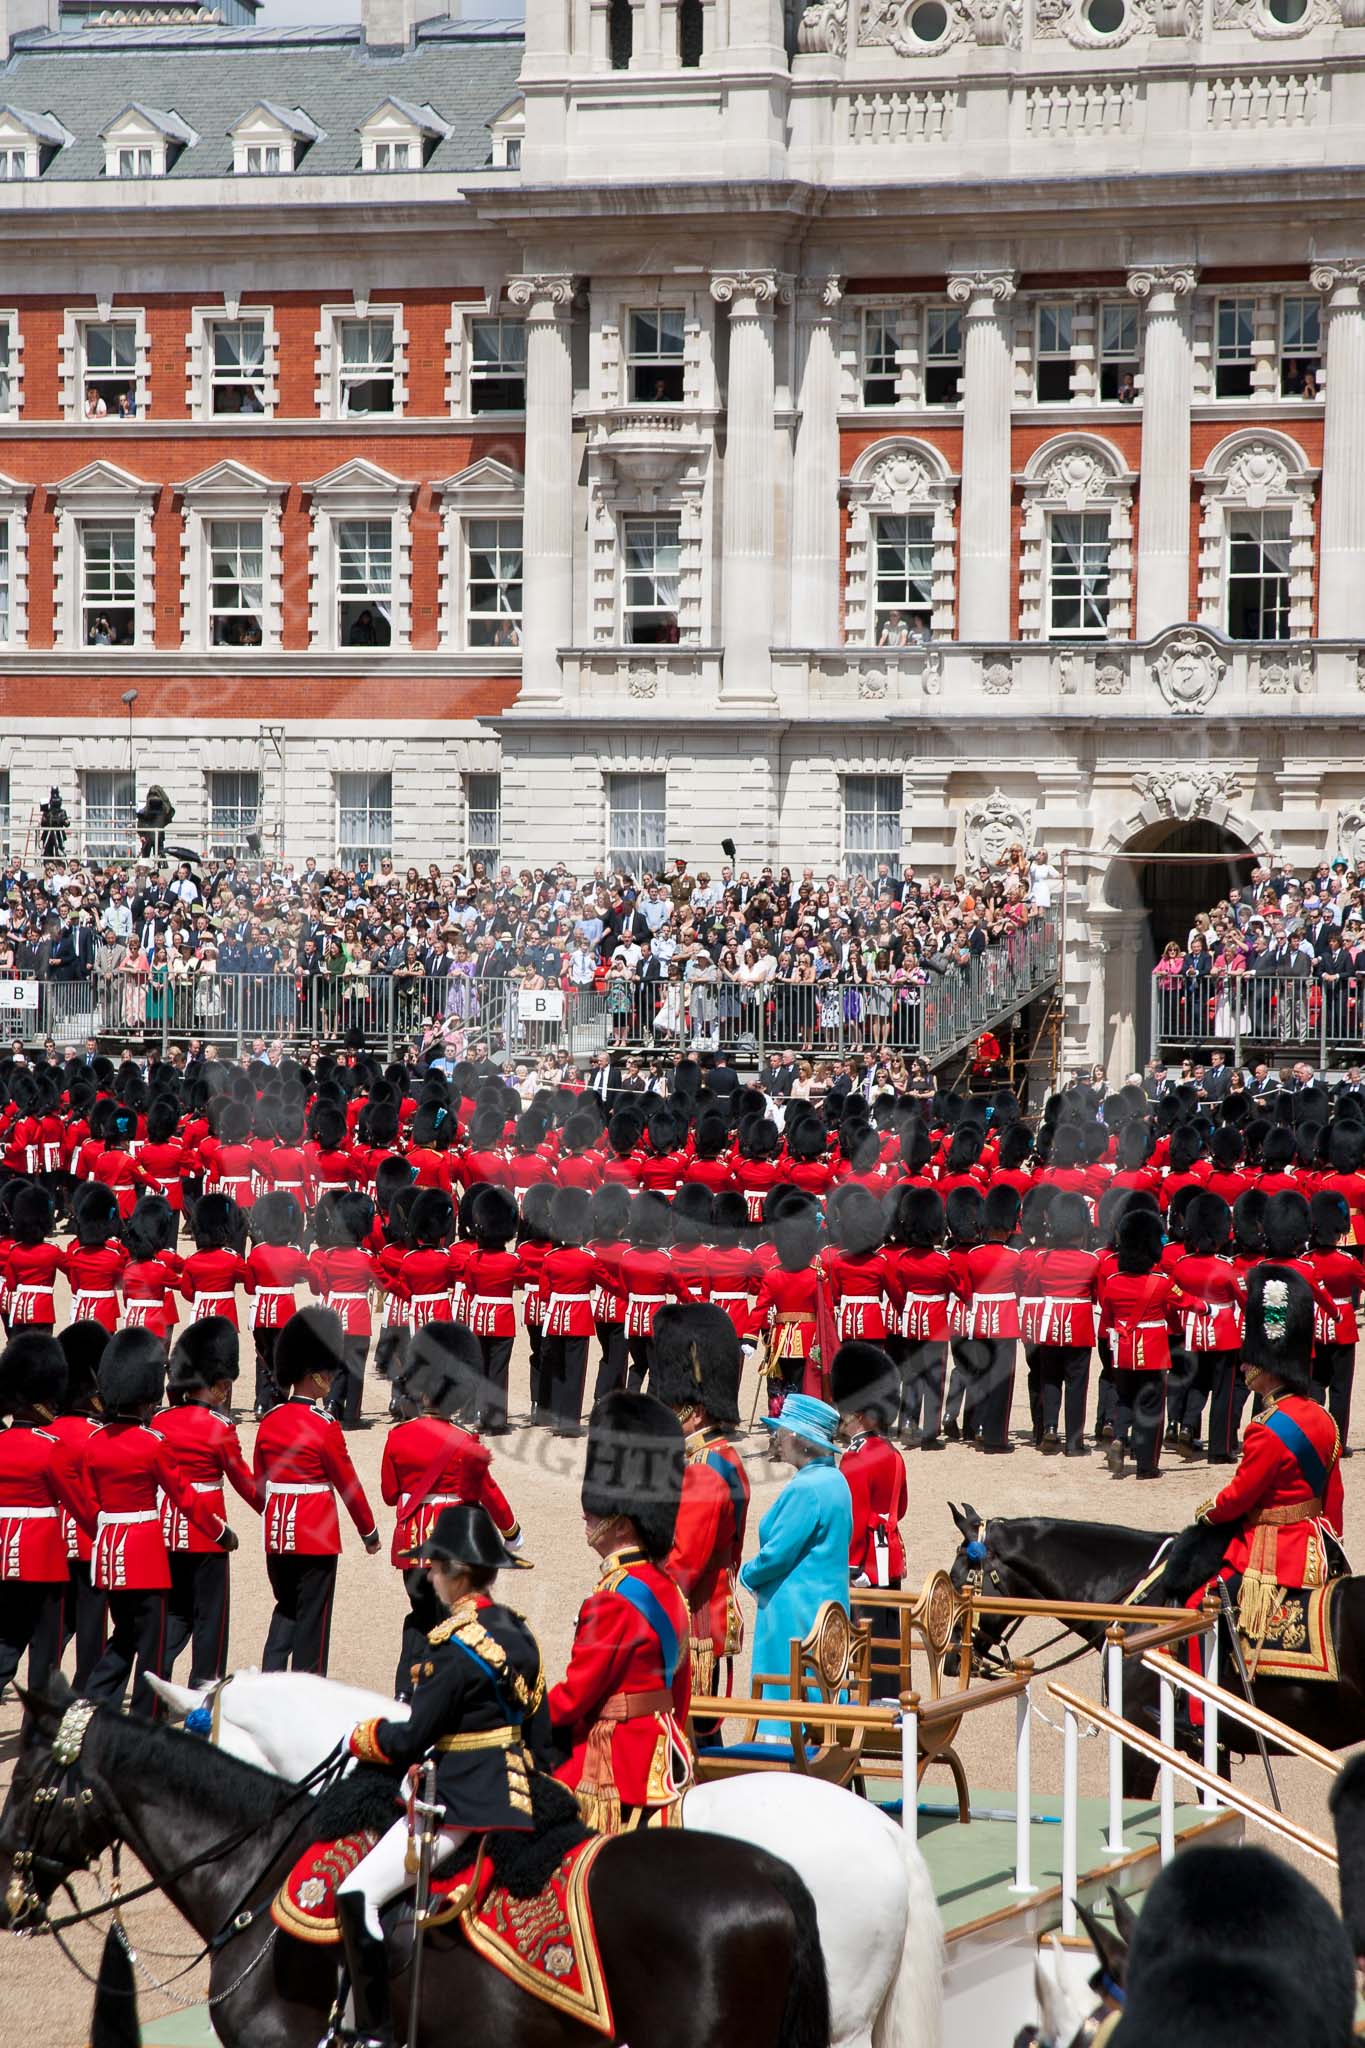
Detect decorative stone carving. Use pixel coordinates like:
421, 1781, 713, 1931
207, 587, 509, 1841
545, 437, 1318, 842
1221, 440, 1291, 508
1339, 803, 1365, 868
1033, 0, 1153, 46
981, 657, 1014, 696
860, 0, 970, 53
505, 274, 577, 314
1152, 0, 1197, 33
1039, 448, 1112, 510
966, 0, 1022, 47
1255, 647, 1313, 695
867, 451, 936, 505
1094, 656, 1128, 695
1148, 627, 1226, 715
1136, 767, 1243, 822
946, 271, 1018, 310
1310, 260, 1365, 300
1355, 649, 1365, 692
1213, 0, 1336, 33
922, 649, 943, 695
1056, 650, 1078, 695
709, 272, 789, 310
797, 0, 848, 52
1126, 265, 1199, 302
964, 787, 1034, 866
626, 664, 659, 699
858, 667, 889, 700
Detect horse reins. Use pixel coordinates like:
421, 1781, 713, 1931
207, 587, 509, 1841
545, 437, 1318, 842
964, 1521, 1119, 1679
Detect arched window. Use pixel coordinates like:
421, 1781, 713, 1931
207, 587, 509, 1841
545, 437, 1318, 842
679, 0, 704, 64
843, 439, 958, 645
1017, 435, 1135, 642
609, 0, 634, 69
1197, 431, 1318, 642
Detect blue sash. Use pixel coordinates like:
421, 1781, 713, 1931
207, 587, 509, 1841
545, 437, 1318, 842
614, 1572, 682, 1688
706, 1448, 748, 1534
1261, 1406, 1330, 1500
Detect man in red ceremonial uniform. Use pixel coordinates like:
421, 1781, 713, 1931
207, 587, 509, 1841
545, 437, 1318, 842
253, 1306, 381, 1675
539, 1187, 599, 1434
1097, 1206, 1175, 1479
155, 1318, 260, 1686
53, 1323, 108, 1687
85, 1329, 234, 1716
381, 1324, 522, 1696
831, 1341, 907, 1632
549, 1390, 693, 1832
0, 1334, 98, 1712
652, 1304, 750, 1716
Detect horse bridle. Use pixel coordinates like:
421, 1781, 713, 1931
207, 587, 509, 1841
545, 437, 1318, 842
961, 1522, 1100, 1680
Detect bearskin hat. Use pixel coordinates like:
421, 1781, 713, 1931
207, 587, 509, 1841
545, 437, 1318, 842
830, 1340, 899, 1427
944, 1185, 985, 1247
374, 1154, 417, 1216
401, 1322, 482, 1417
896, 1185, 945, 1251
550, 1186, 592, 1249
607, 1109, 644, 1158
1210, 1126, 1244, 1170
1116, 1206, 1164, 1275
581, 1390, 684, 1562
191, 1191, 245, 1253
1167, 1124, 1204, 1175
72, 1181, 120, 1246
11, 1184, 52, 1245
1262, 1128, 1298, 1175
1232, 1186, 1267, 1257
0, 1331, 67, 1417
984, 1183, 1021, 1238
589, 1181, 631, 1243
1330, 1121, 1365, 1174
671, 1183, 714, 1233
772, 1210, 822, 1272
274, 1305, 346, 1389
250, 1189, 303, 1248
471, 1184, 518, 1249
1263, 1189, 1311, 1261
1046, 1190, 1091, 1249
168, 1316, 239, 1393
409, 1186, 454, 1248
829, 1184, 887, 1256
997, 1122, 1034, 1172
58, 1322, 106, 1413
785, 1117, 826, 1165
651, 1303, 741, 1429
629, 1190, 671, 1250
1311, 1189, 1350, 1249
123, 1195, 177, 1262
520, 1182, 557, 1240
409, 1103, 452, 1152
1241, 1264, 1314, 1387
98, 1328, 166, 1414
1184, 1192, 1232, 1259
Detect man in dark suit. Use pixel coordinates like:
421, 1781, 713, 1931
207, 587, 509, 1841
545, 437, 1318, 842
587, 1049, 623, 1111
1201, 1051, 1233, 1102
700, 1051, 738, 1101
758, 1053, 796, 1099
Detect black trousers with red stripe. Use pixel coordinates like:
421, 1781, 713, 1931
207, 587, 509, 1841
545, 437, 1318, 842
954, 1336, 1017, 1447
476, 1335, 514, 1431
1034, 1344, 1091, 1452
1113, 1368, 1168, 1474
592, 1321, 627, 1404
62, 1558, 106, 1689
87, 1587, 168, 1718
1311, 1341, 1355, 1444
0, 1581, 64, 1699
263, 1553, 336, 1675
165, 1551, 231, 1687
326, 1334, 370, 1429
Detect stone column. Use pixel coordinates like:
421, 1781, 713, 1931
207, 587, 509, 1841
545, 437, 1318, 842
1127, 264, 1197, 640
712, 269, 784, 702
947, 269, 1017, 642
1310, 262, 1365, 638
789, 274, 843, 648
507, 273, 577, 704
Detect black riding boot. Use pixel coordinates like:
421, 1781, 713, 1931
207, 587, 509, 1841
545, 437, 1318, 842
336, 1893, 394, 2048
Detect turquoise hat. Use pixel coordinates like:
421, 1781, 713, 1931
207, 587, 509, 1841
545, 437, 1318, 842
763, 1391, 842, 1456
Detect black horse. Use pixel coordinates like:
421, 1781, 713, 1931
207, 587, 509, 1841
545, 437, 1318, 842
0, 1682, 829, 2048
947, 1502, 1365, 1796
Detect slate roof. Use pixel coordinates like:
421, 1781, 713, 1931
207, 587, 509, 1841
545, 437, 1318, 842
0, 20, 525, 177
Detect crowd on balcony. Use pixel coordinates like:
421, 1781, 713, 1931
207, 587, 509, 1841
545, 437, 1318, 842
0, 831, 1059, 1057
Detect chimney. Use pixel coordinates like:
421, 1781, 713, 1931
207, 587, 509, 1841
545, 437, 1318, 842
0, 0, 57, 62
361, 0, 423, 50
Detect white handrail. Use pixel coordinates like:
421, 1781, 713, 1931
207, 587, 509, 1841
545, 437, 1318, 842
1009, 1684, 1036, 1896
1141, 1650, 1340, 1776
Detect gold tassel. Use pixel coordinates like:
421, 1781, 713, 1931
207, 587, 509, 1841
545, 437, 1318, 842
1237, 1525, 1282, 1645
574, 1721, 622, 1836
690, 1636, 716, 1698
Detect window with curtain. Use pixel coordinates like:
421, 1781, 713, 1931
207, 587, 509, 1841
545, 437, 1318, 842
622, 515, 681, 642
627, 309, 685, 403
861, 311, 900, 407
924, 306, 962, 405
207, 769, 261, 855
606, 772, 666, 876
337, 771, 393, 867
1215, 298, 1255, 398
82, 321, 137, 416
0, 770, 11, 860
1046, 513, 1111, 638
1226, 509, 1291, 640
336, 317, 395, 415
0, 519, 11, 644
1280, 296, 1321, 397
469, 319, 525, 412
465, 772, 501, 870
872, 513, 933, 643
465, 518, 522, 646
336, 518, 393, 647
1099, 303, 1139, 402
207, 519, 264, 646
842, 775, 903, 881
84, 769, 134, 862
209, 319, 267, 415
0, 321, 15, 417
80, 521, 137, 646
1035, 303, 1075, 402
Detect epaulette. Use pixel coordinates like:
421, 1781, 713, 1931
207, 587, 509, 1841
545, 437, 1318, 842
598, 1562, 630, 1595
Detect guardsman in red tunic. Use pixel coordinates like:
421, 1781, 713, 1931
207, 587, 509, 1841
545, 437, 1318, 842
0, 1333, 98, 1711
134, 1096, 194, 1225
53, 1322, 108, 1687
244, 1191, 310, 1418
550, 1390, 693, 1833
1307, 1189, 1361, 1447
742, 1209, 826, 1416
2, 1185, 65, 1333
1098, 1207, 1176, 1480
67, 1184, 129, 1333
883, 1186, 961, 1450
179, 1193, 250, 1326
1019, 1190, 1100, 1457
253, 1306, 380, 1675
831, 1341, 907, 1647
85, 1330, 233, 1717
155, 1319, 261, 1686
956, 1184, 1023, 1453
1184, 1264, 1346, 1676
823, 1187, 893, 1346
307, 1190, 378, 1428
120, 1195, 181, 1339
539, 1187, 599, 1434
587, 1181, 631, 1405
380, 1325, 522, 1695
1166, 1192, 1242, 1463
461, 1185, 524, 1434
653, 1304, 750, 1716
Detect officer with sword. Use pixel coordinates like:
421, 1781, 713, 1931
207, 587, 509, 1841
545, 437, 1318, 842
332, 1504, 552, 2048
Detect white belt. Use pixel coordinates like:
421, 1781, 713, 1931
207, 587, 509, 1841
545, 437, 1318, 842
275, 1181, 303, 1192
327, 1292, 366, 1303
96, 1509, 157, 1528
549, 1294, 590, 1305
0, 1505, 56, 1520
974, 1292, 1013, 1304
265, 1481, 329, 1497
903, 1292, 945, 1305
318, 1181, 350, 1194
411, 1293, 448, 1307
401, 1491, 464, 1510
256, 1287, 294, 1296
74, 1291, 115, 1304
712, 1293, 745, 1306
190, 1481, 221, 1493
470, 1295, 511, 1308
629, 1293, 665, 1304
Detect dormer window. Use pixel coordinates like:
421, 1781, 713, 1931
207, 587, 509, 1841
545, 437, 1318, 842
487, 95, 524, 171
245, 144, 283, 174
101, 104, 196, 182
229, 103, 318, 176
0, 106, 69, 182
115, 148, 153, 180
0, 150, 28, 181
358, 98, 450, 174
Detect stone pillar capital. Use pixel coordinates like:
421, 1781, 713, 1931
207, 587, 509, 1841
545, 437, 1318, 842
1126, 264, 1199, 309
946, 270, 1017, 317
1310, 261, 1365, 310
505, 273, 580, 320
795, 274, 845, 320
710, 271, 791, 319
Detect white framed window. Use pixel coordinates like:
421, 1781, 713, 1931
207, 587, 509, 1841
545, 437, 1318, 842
83, 769, 135, 863
504, 138, 522, 169
466, 517, 522, 646
336, 518, 393, 647
334, 315, 397, 417
101, 106, 194, 181
923, 305, 962, 406
626, 308, 685, 404
0, 316, 19, 419
1035, 303, 1075, 402
1098, 303, 1139, 403
0, 519, 11, 645
871, 514, 934, 644
1215, 297, 1255, 398
606, 771, 666, 875
229, 104, 317, 176
208, 319, 267, 415
207, 520, 264, 647
468, 319, 525, 413
622, 515, 680, 642
358, 100, 449, 173
0, 149, 28, 180
337, 771, 393, 867
81, 321, 138, 419
1226, 510, 1291, 640
465, 771, 501, 870
0, 771, 11, 860
842, 774, 903, 882
1046, 513, 1111, 638
80, 522, 137, 646
374, 140, 414, 171
115, 146, 153, 179
861, 310, 900, 407
207, 770, 260, 856
1280, 296, 1321, 398
244, 143, 283, 174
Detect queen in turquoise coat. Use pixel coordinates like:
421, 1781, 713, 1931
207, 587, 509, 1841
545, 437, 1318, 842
738, 1393, 852, 1741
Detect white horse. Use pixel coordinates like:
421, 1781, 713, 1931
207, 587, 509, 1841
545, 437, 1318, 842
150, 1669, 944, 2048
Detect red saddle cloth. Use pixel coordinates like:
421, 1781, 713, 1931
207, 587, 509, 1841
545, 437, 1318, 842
272, 1828, 616, 2039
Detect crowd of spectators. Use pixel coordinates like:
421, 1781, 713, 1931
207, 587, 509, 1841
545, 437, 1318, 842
0, 837, 1060, 1056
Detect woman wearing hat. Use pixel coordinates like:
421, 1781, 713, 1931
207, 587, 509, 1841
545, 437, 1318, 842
338, 1503, 545, 2048
738, 1391, 852, 1742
